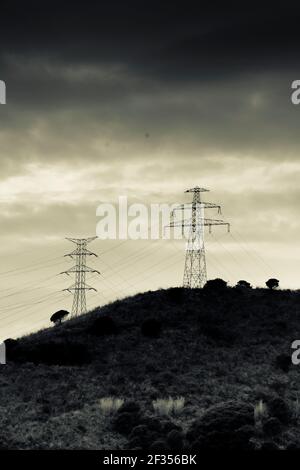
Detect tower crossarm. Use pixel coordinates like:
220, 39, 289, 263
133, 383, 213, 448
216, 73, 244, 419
168, 217, 229, 228
184, 187, 209, 194
64, 249, 98, 258
60, 266, 100, 275
63, 284, 97, 292
66, 236, 98, 244
172, 202, 221, 215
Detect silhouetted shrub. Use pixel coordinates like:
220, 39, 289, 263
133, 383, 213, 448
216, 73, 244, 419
161, 421, 182, 434
275, 354, 291, 373
141, 417, 162, 433
149, 440, 170, 451
127, 436, 143, 450
268, 376, 289, 396
187, 401, 254, 438
129, 424, 149, 438
266, 278, 279, 290
118, 401, 141, 414
236, 280, 252, 289
267, 397, 290, 424
4, 338, 18, 360
128, 424, 157, 448
190, 427, 254, 451
113, 411, 142, 435
89, 315, 117, 335
263, 417, 282, 436
50, 310, 69, 325
166, 429, 184, 450
141, 318, 162, 337
4, 338, 18, 348
187, 401, 254, 450
14, 341, 90, 366
203, 278, 227, 292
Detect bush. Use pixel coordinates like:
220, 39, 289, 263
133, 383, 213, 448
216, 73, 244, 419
128, 425, 154, 448
149, 439, 170, 452
4, 338, 19, 361
266, 278, 279, 290
267, 397, 290, 424
141, 319, 162, 337
89, 315, 118, 336
141, 417, 162, 433
114, 401, 143, 435
275, 354, 291, 373
13, 340, 91, 366
263, 417, 282, 436
203, 278, 227, 292
118, 401, 141, 414
149, 440, 170, 451
113, 411, 142, 435
236, 280, 252, 289
127, 436, 143, 450
187, 401, 254, 450
166, 429, 184, 450
4, 338, 18, 348
268, 377, 289, 396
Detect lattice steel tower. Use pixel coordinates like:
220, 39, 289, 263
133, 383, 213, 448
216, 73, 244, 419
61, 237, 100, 317
170, 187, 230, 288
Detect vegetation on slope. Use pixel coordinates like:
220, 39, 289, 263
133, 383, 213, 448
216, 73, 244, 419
1, 285, 300, 449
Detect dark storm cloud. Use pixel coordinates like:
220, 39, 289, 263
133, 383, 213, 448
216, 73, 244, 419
0, 1, 299, 172
1, 2, 300, 82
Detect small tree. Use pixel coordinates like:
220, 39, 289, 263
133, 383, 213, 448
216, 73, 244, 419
266, 278, 279, 290
50, 310, 69, 326
203, 278, 227, 292
236, 280, 252, 289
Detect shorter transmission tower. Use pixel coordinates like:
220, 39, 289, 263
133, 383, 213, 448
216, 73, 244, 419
169, 186, 230, 288
61, 237, 100, 317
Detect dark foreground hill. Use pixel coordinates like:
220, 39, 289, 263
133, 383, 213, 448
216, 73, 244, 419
1, 286, 300, 450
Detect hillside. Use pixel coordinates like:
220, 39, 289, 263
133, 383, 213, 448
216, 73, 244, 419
1, 286, 300, 450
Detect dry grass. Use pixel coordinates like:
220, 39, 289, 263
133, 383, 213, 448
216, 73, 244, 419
291, 397, 300, 422
254, 400, 268, 425
152, 397, 185, 416
99, 397, 124, 415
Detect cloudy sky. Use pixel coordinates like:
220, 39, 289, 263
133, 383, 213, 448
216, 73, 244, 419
0, 3, 299, 339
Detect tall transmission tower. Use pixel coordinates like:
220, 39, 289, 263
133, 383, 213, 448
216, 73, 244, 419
61, 237, 100, 317
169, 186, 230, 288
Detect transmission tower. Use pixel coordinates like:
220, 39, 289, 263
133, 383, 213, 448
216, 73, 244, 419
61, 237, 100, 317
169, 187, 230, 288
